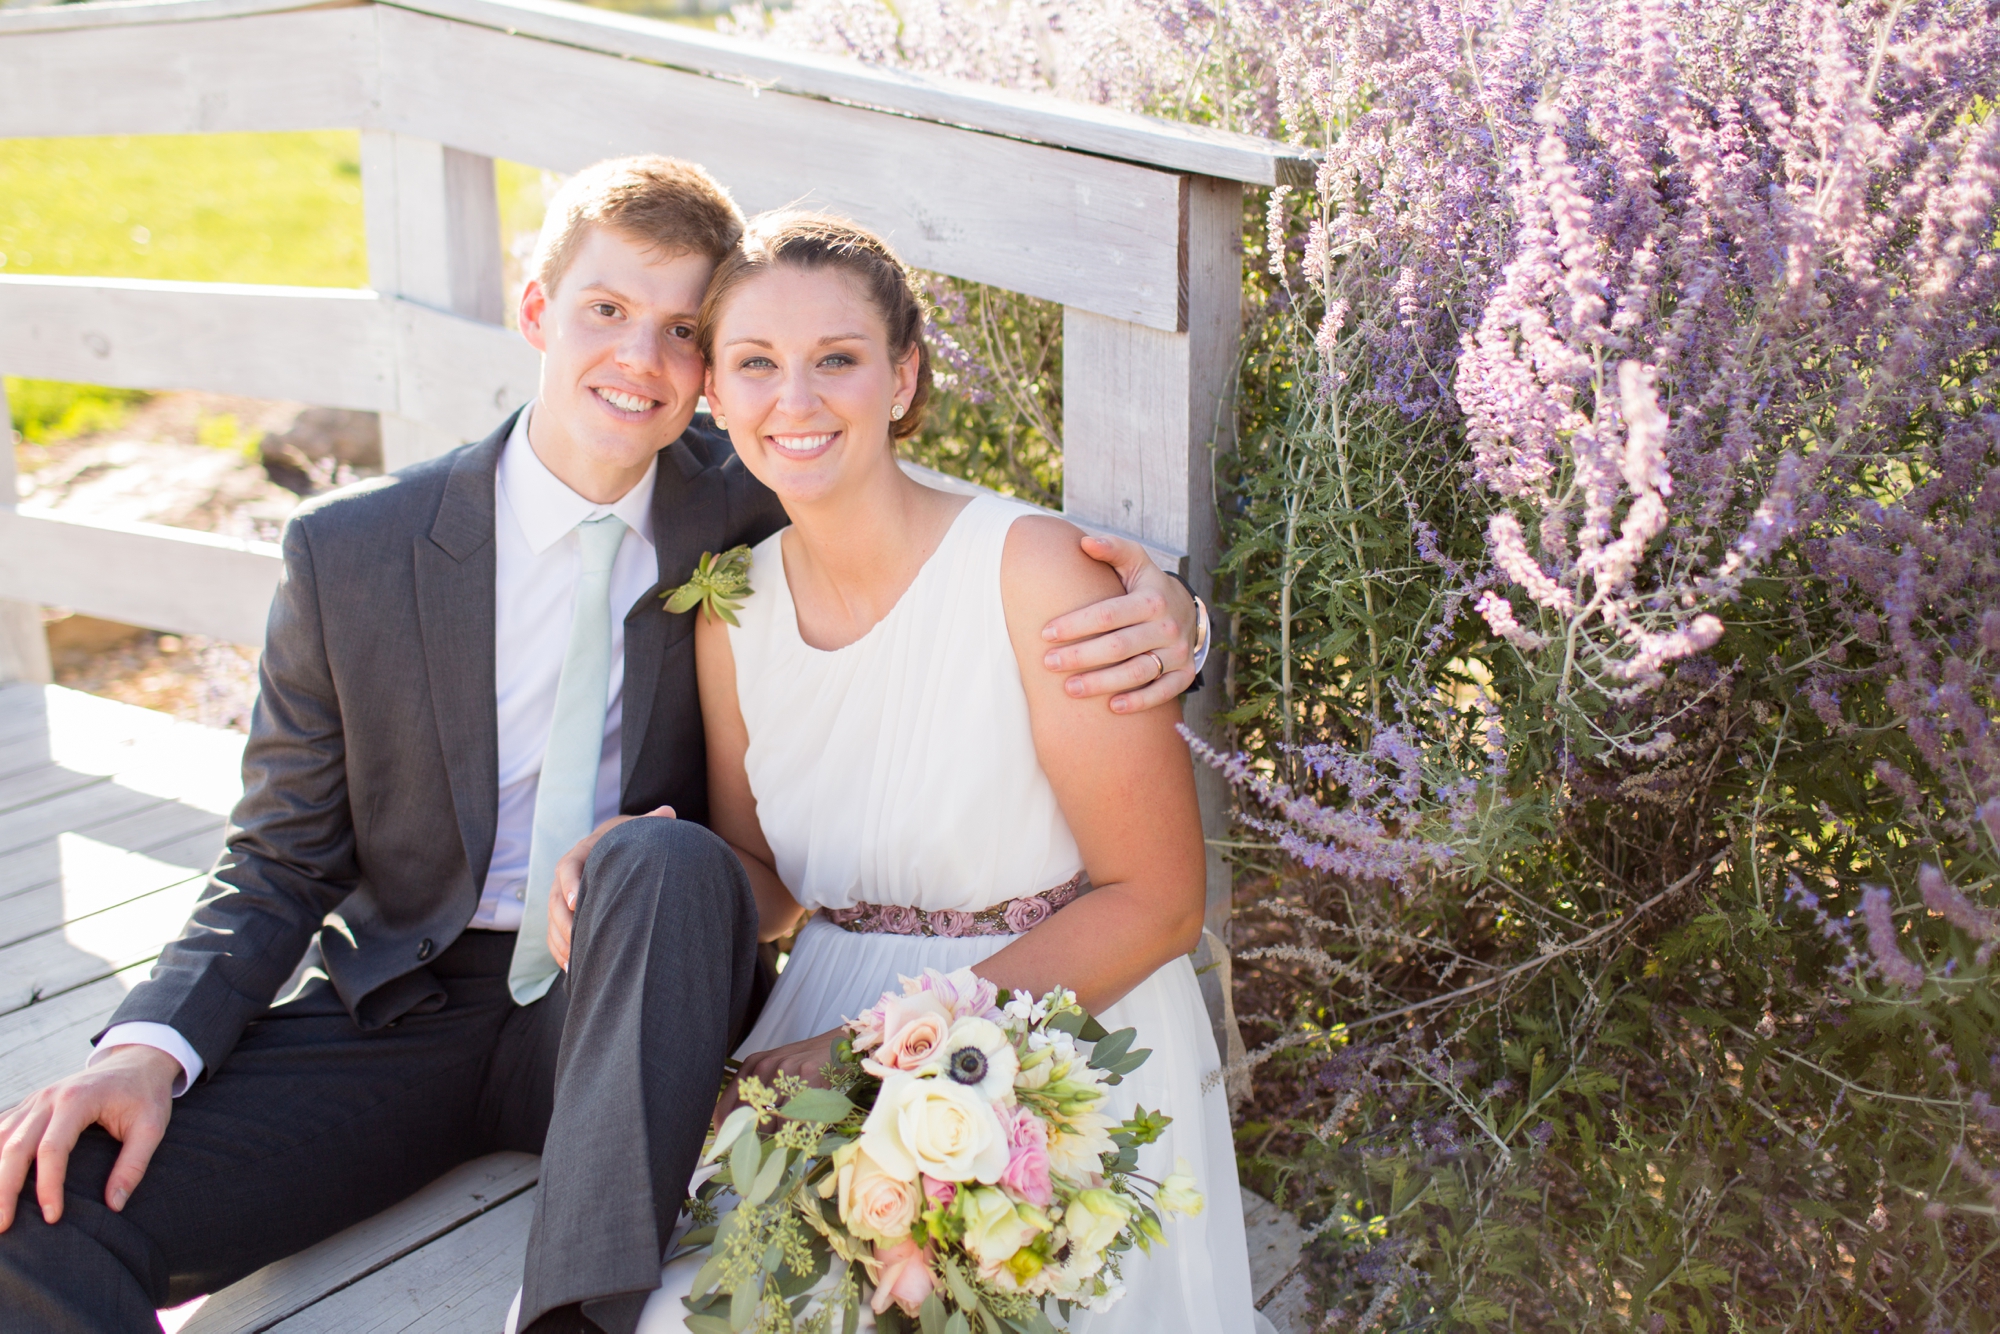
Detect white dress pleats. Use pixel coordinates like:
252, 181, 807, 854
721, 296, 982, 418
637, 494, 1256, 1333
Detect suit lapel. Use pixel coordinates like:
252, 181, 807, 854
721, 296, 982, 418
414, 419, 509, 885
621, 440, 726, 802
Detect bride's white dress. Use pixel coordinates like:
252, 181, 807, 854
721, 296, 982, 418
638, 493, 1256, 1332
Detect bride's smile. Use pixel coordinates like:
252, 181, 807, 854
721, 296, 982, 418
702, 262, 919, 509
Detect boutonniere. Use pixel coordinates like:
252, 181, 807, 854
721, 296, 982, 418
662, 545, 753, 625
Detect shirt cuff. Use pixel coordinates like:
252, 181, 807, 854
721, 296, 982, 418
92, 1023, 203, 1096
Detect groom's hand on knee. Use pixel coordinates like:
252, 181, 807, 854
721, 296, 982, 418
0, 1045, 179, 1230
549, 806, 675, 971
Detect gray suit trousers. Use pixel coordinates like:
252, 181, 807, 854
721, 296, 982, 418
0, 817, 757, 1334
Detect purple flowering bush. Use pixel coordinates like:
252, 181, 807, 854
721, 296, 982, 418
729, 0, 2000, 1325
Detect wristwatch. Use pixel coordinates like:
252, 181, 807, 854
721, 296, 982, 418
1164, 571, 1211, 693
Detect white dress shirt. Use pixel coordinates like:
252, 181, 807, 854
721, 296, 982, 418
96, 405, 660, 1092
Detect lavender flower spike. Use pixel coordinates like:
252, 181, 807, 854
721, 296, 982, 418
1859, 887, 1926, 993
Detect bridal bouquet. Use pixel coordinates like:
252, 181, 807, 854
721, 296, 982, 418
678, 968, 1203, 1333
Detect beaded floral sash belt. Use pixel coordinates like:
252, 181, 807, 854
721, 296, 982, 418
823, 871, 1090, 938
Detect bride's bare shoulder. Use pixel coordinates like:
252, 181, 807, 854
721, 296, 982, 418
999, 513, 1124, 623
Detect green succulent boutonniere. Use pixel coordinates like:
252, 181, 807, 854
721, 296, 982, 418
663, 545, 753, 625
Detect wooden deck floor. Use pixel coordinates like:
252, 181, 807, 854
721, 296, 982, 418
0, 682, 1306, 1333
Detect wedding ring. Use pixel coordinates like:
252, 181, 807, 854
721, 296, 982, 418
1144, 651, 1166, 681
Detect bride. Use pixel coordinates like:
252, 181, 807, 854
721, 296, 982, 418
617, 210, 1250, 1331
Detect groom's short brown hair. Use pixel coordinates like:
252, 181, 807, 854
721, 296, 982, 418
531, 156, 744, 294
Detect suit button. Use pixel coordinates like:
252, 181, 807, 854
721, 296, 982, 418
417, 938, 434, 961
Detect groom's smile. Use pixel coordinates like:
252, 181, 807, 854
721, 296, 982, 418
518, 224, 717, 503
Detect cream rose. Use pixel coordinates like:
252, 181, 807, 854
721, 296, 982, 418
1061, 1188, 1131, 1264
861, 1072, 1011, 1184
824, 1141, 920, 1243
955, 1185, 1051, 1267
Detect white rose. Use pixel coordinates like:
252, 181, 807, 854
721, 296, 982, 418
860, 1071, 1011, 1184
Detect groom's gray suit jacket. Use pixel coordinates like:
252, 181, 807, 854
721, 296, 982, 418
102, 410, 789, 1077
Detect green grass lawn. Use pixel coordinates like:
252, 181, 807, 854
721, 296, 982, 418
1, 131, 551, 440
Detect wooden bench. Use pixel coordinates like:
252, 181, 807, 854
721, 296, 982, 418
1, 682, 1308, 1331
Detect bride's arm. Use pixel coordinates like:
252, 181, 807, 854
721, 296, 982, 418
973, 516, 1208, 1014
694, 609, 808, 943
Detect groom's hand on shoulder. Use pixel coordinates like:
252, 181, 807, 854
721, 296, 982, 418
0, 1045, 180, 1231
548, 807, 675, 970
1039, 533, 1204, 714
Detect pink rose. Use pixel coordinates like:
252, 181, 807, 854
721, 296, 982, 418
877, 904, 921, 935
922, 1174, 958, 1207
931, 909, 976, 938
871, 1239, 935, 1316
868, 994, 953, 1074
1002, 895, 1052, 934
997, 1106, 1053, 1206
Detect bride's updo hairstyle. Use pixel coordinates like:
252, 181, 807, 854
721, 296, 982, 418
697, 210, 932, 441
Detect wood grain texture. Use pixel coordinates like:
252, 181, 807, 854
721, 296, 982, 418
389, 0, 1312, 186
0, 962, 153, 1109
265, 1189, 537, 1333
374, 7, 1186, 330
0, 509, 281, 647
0, 275, 392, 411
0, 5, 375, 140
186, 1153, 540, 1334
0, 877, 205, 1015
0, 0, 1310, 187
0, 276, 537, 448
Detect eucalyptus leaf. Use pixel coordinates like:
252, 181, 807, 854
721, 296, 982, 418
747, 1143, 789, 1205
920, 1293, 947, 1334
729, 1125, 761, 1198
729, 1278, 758, 1331
1089, 1027, 1136, 1068
779, 1087, 856, 1122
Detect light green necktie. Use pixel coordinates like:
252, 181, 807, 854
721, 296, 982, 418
509, 514, 628, 1004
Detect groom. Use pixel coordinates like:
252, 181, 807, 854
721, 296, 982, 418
0, 157, 1205, 1333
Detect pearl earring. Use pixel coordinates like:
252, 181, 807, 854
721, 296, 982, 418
890, 403, 906, 421
713, 414, 728, 430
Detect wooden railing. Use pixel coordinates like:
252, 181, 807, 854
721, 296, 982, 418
0, 0, 1307, 974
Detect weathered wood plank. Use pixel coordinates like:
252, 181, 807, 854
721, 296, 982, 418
185, 1153, 540, 1334
0, 509, 282, 648
0, 4, 375, 140
376, 7, 1187, 331
0, 803, 228, 899
0, 0, 1310, 188
0, 778, 171, 861
365, 132, 520, 467
0, 877, 205, 1015
393, 0, 1312, 187
1060, 177, 1242, 559
1241, 1187, 1306, 1307
0, 275, 392, 411
265, 1189, 537, 1334
0, 962, 151, 1109
0, 276, 536, 448
0, 846, 204, 950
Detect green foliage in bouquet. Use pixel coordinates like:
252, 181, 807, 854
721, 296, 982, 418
678, 974, 1202, 1334
664, 547, 753, 626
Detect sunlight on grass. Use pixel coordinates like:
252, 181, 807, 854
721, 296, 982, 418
1, 133, 558, 438
0, 131, 368, 286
